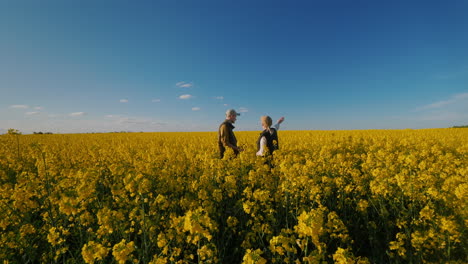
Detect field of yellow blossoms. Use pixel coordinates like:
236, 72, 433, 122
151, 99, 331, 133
1, 129, 467, 263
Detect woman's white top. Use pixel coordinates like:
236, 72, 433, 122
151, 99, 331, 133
256, 123, 281, 156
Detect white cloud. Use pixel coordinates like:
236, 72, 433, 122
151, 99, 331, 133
176, 81, 193, 88
192, 107, 201, 111
179, 94, 192, 100
239, 107, 249, 113
416, 92, 468, 111
421, 100, 452, 110
25, 111, 39, 115
152, 99, 161, 102
106, 114, 127, 119
10, 105, 29, 109
34, 106, 43, 110
214, 96, 224, 100
419, 112, 465, 121
69, 112, 86, 117
454, 93, 468, 100
409, 92, 468, 125
224, 104, 228, 106
120, 99, 129, 103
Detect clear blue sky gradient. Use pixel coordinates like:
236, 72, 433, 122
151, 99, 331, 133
1, 0, 467, 133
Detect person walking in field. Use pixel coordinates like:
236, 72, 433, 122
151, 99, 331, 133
218, 109, 244, 158
256, 116, 285, 156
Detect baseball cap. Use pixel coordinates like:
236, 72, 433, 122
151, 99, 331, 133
226, 109, 240, 117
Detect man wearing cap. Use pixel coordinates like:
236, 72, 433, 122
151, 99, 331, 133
218, 109, 243, 158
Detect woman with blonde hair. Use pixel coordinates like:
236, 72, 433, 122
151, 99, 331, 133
256, 116, 285, 156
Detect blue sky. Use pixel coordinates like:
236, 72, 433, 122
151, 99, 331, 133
1, 0, 467, 133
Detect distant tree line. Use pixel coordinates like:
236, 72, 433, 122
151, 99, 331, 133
33, 132, 54, 134
452, 125, 468, 128
7, 128, 22, 135
3, 129, 54, 135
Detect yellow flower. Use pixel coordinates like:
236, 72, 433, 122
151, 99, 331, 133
47, 227, 63, 246
389, 233, 407, 257
112, 239, 135, 264
82, 241, 109, 264
19, 224, 36, 237
332, 247, 354, 264
149, 256, 168, 264
242, 249, 267, 264
227, 216, 239, 228
357, 199, 368, 213
295, 206, 325, 252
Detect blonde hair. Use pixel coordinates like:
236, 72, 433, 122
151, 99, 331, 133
261, 116, 272, 128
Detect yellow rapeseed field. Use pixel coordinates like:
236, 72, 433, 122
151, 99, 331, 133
1, 129, 467, 263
